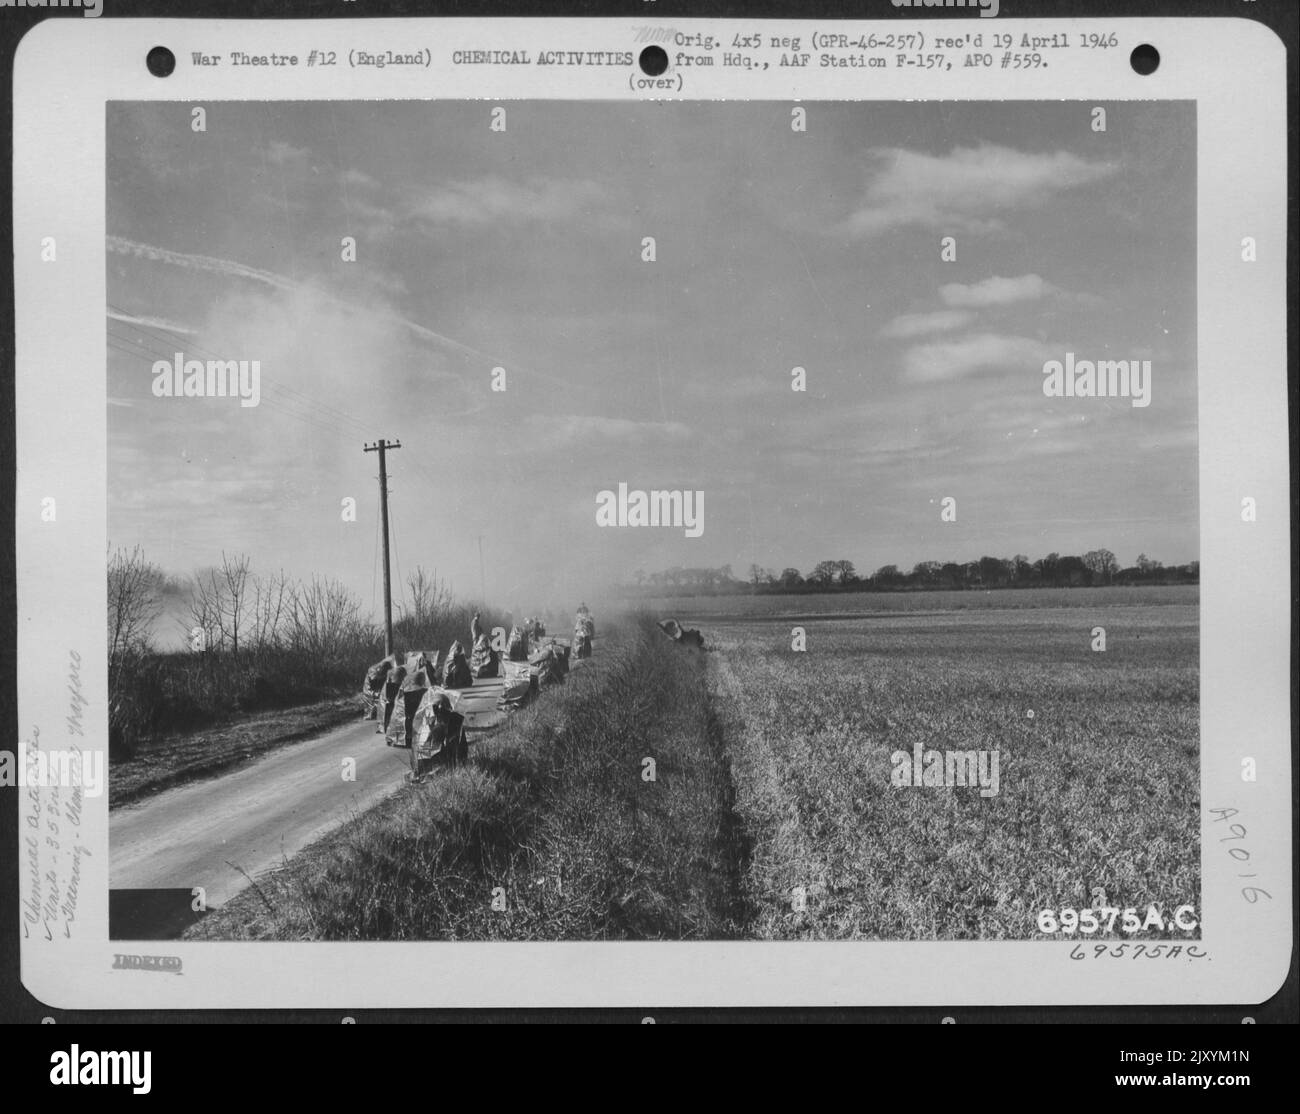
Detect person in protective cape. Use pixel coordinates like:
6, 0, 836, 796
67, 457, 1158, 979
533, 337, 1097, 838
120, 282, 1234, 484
442, 639, 473, 688
376, 661, 407, 734
361, 656, 394, 720
469, 611, 499, 678
408, 694, 467, 780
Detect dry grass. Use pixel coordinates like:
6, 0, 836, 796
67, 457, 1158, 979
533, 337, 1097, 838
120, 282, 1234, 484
707, 597, 1200, 940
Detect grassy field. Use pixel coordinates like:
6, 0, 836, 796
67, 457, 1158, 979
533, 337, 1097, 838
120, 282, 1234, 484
641, 584, 1198, 620
705, 587, 1199, 940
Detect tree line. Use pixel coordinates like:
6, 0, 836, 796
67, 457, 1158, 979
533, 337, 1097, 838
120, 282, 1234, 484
107, 545, 490, 753
625, 550, 1198, 595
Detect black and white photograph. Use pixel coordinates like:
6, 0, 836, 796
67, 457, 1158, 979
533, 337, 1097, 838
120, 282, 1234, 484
6, 9, 1291, 1026
103, 97, 1202, 944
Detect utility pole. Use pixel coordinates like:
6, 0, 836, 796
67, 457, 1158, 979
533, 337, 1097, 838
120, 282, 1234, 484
478, 535, 486, 605
363, 439, 402, 657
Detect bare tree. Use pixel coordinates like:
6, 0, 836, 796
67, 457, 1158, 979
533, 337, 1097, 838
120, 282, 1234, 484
107, 545, 165, 753
218, 551, 252, 654
286, 575, 368, 663
188, 569, 226, 652
405, 566, 453, 625
107, 545, 163, 664
250, 569, 289, 649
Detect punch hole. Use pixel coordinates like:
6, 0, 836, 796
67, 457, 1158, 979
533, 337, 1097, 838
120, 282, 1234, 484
1129, 44, 1159, 76
638, 46, 669, 76
146, 46, 176, 77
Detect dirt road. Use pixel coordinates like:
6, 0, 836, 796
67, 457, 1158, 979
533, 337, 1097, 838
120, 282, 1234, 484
110, 677, 513, 910
110, 716, 416, 909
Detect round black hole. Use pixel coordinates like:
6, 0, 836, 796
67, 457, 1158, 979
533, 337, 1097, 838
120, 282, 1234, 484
638, 46, 669, 77
1130, 44, 1159, 76
146, 46, 176, 77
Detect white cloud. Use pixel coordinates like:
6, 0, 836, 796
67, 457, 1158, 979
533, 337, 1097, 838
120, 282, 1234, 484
340, 167, 381, 190
266, 141, 311, 166
106, 235, 507, 370
410, 176, 608, 227
903, 333, 1057, 383
939, 274, 1054, 308
843, 144, 1116, 237
880, 309, 975, 339
107, 307, 195, 335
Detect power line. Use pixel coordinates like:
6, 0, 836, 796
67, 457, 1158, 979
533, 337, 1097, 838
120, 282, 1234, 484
107, 327, 364, 441
106, 305, 377, 439
108, 321, 374, 440
388, 485, 404, 627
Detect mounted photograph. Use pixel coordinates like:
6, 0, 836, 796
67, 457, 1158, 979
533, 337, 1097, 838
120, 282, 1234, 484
101, 97, 1199, 945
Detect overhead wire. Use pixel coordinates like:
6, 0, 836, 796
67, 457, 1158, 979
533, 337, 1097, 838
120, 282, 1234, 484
106, 304, 377, 440
107, 324, 366, 442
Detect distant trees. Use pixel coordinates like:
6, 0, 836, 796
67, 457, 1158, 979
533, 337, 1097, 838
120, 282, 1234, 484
978, 556, 1011, 588
809, 561, 837, 587
873, 564, 902, 587
629, 548, 1198, 595
811, 560, 856, 586
779, 567, 804, 588
911, 561, 942, 586
1083, 548, 1120, 585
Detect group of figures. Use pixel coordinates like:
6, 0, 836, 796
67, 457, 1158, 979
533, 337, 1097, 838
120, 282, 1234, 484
360, 604, 598, 779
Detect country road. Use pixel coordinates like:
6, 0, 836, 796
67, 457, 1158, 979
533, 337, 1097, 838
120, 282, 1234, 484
110, 716, 416, 909
110, 677, 514, 911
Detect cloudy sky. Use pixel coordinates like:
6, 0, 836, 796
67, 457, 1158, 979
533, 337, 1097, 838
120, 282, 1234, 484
107, 100, 1196, 625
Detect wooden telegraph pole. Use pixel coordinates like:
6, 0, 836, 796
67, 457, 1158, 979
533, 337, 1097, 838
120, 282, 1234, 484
363, 439, 402, 657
